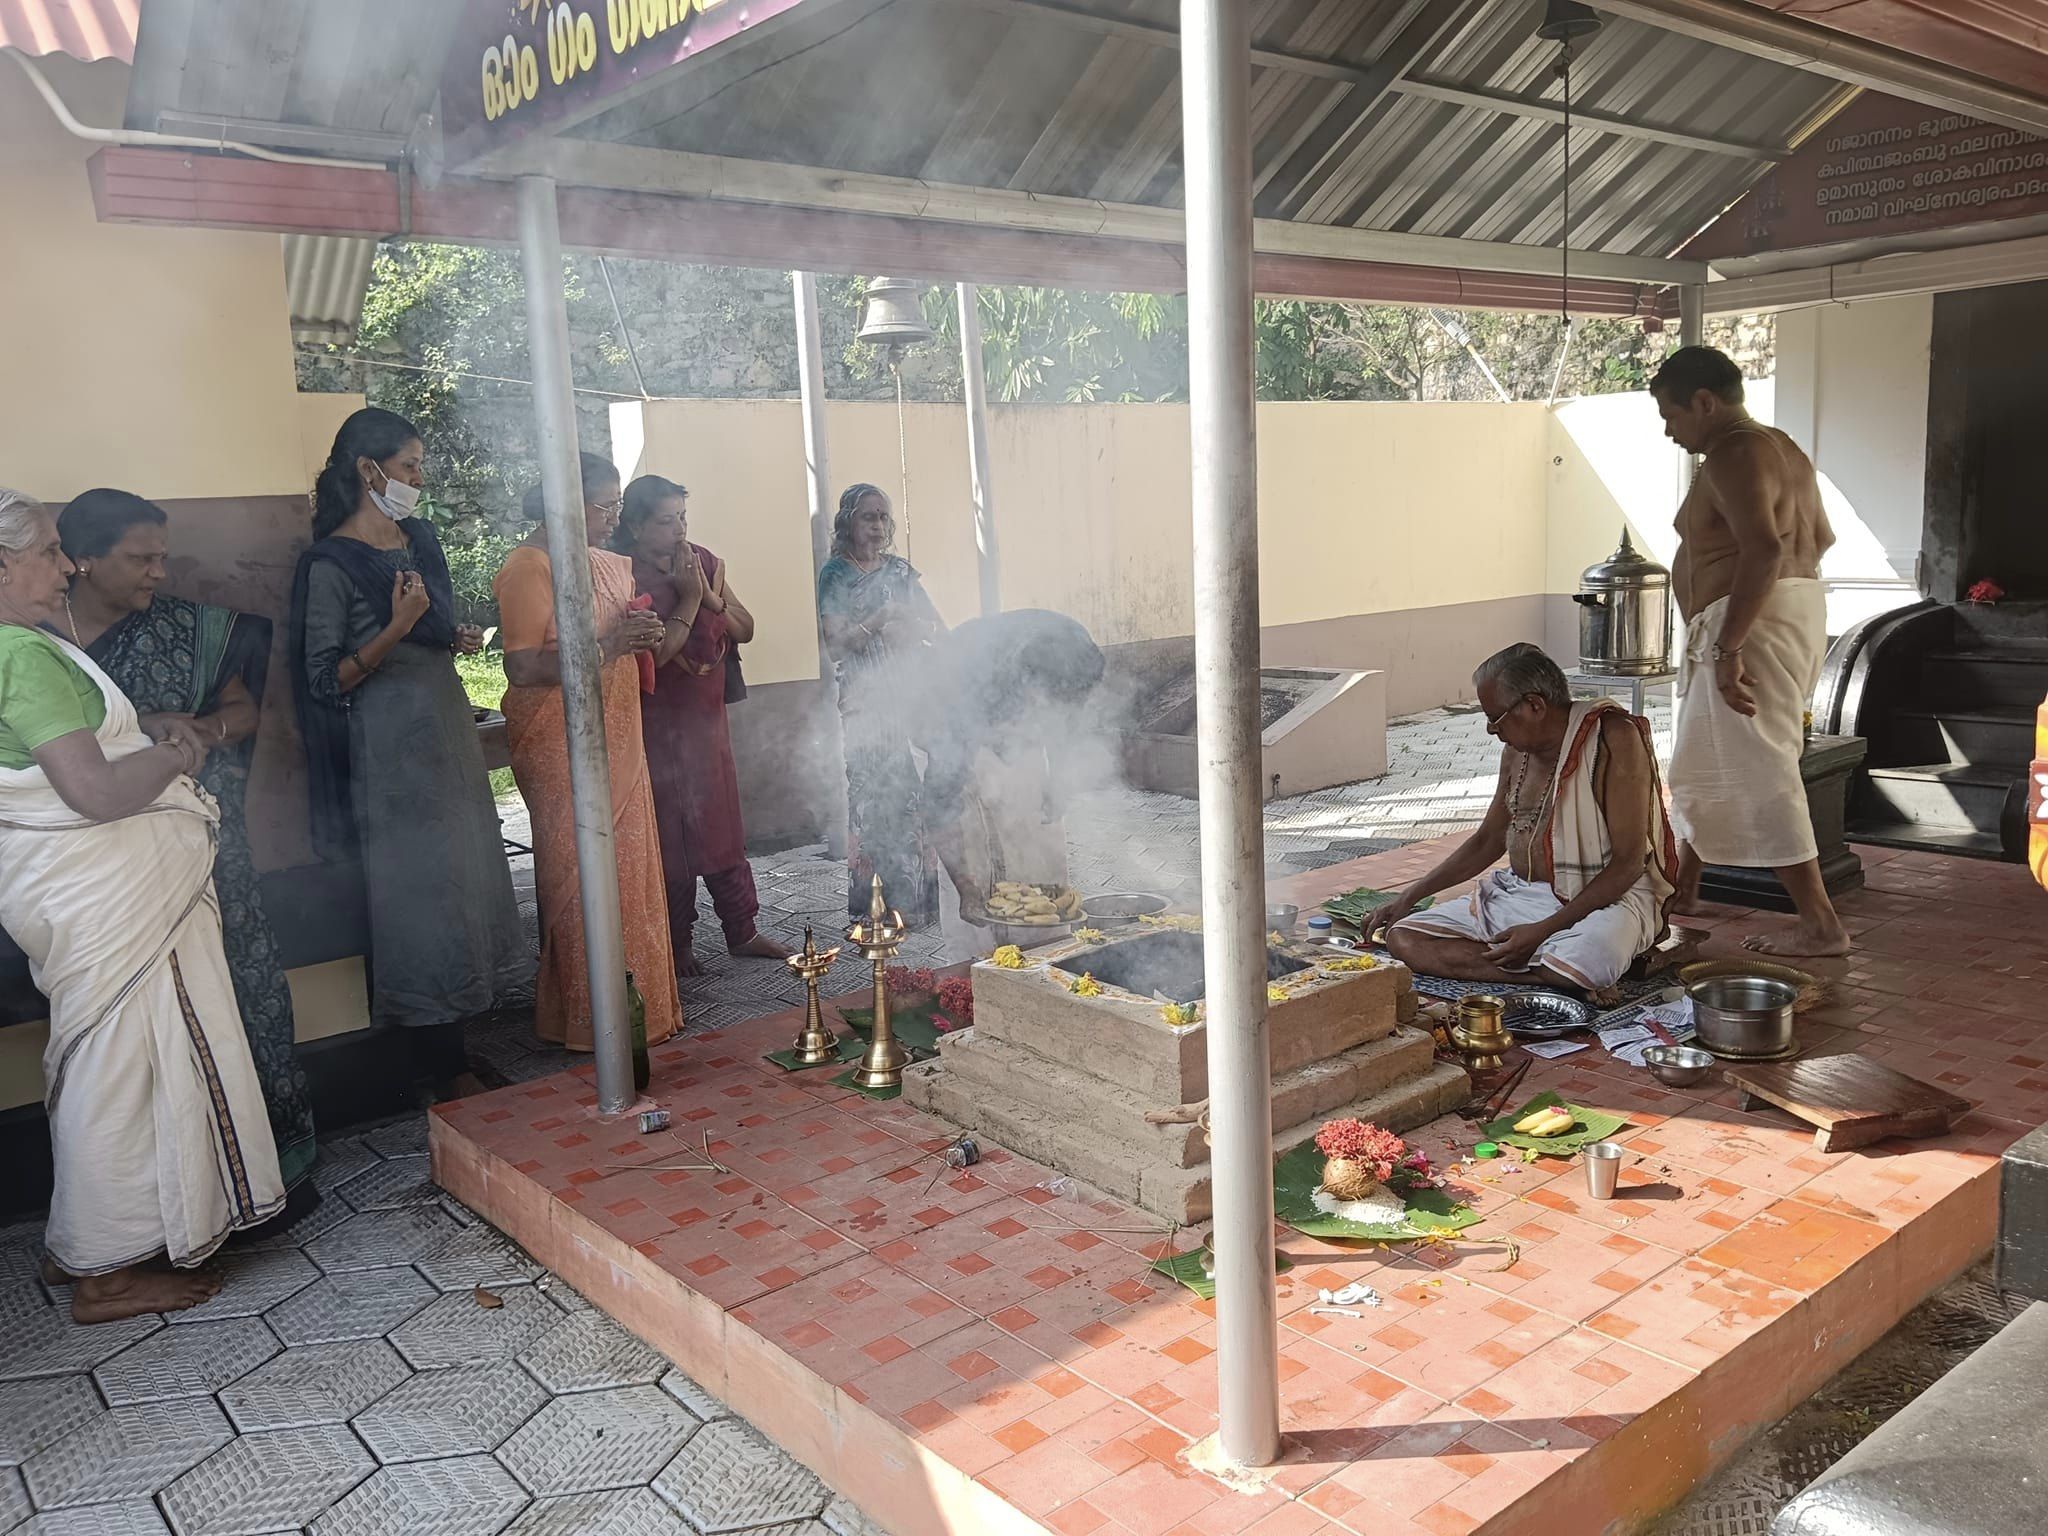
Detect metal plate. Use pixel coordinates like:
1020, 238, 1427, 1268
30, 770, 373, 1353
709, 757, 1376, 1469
159, 1425, 375, 1536
309, 1456, 529, 1536
93, 1319, 280, 1407
502, 1489, 690, 1536
413, 1229, 541, 1294
516, 1314, 668, 1396
388, 1286, 558, 1372
1495, 990, 1595, 1039
651, 1420, 827, 1534
495, 1387, 697, 1497
335, 1158, 442, 1214
304, 1209, 463, 1274
15, 1506, 174, 1536
22, 1399, 234, 1509
164, 1251, 319, 1326
351, 1362, 548, 1465
0, 1376, 107, 1467
0, 1307, 161, 1382
265, 1269, 437, 1348
218, 1340, 412, 1433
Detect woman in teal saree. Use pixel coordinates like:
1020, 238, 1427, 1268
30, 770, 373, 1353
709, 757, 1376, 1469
54, 489, 316, 1192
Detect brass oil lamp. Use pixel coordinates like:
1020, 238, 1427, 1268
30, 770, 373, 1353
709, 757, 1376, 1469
846, 874, 910, 1089
784, 925, 842, 1066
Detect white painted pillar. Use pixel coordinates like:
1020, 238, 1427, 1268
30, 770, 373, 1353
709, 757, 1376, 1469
516, 175, 634, 1114
1181, 0, 1281, 1469
957, 282, 1002, 617
794, 270, 849, 860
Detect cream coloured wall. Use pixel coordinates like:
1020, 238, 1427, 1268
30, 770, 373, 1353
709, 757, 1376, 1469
618, 397, 1559, 688
299, 392, 368, 489
0, 57, 308, 502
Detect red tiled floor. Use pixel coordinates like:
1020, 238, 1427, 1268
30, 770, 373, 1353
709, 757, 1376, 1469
433, 837, 2024, 1536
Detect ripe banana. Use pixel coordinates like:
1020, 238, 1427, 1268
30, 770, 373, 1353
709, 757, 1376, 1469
1528, 1108, 1576, 1138
1513, 1106, 1555, 1134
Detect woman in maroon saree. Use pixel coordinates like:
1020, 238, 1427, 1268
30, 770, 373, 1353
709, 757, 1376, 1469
616, 476, 788, 977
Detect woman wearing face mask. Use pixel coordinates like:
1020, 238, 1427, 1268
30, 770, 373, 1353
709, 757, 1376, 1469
54, 488, 316, 1195
0, 487, 283, 1321
494, 457, 682, 1052
290, 408, 531, 1099
816, 483, 945, 926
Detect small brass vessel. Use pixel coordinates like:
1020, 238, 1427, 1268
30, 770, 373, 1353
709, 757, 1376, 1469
784, 926, 843, 1066
846, 875, 910, 1090
1449, 993, 1512, 1072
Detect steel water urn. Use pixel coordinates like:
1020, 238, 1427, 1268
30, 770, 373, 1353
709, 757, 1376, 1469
1573, 529, 1672, 676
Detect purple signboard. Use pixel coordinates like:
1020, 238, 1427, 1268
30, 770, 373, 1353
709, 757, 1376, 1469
438, 0, 814, 170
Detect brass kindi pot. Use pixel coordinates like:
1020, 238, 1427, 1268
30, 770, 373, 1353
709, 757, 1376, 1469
1450, 994, 1512, 1071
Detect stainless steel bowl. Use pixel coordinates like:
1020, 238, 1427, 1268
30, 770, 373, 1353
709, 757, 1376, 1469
1266, 904, 1300, 936
1641, 1044, 1716, 1086
1687, 975, 1797, 1059
1079, 893, 1168, 928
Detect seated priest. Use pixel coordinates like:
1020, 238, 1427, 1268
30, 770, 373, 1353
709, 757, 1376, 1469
1380, 644, 1678, 990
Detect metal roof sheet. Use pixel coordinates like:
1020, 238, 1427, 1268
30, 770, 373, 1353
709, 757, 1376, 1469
283, 234, 376, 345
0, 0, 137, 62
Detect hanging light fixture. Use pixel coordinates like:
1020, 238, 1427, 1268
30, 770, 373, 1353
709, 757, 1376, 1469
855, 277, 935, 557
1537, 0, 1601, 403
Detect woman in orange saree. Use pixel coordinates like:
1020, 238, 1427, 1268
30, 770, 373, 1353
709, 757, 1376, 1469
494, 458, 683, 1051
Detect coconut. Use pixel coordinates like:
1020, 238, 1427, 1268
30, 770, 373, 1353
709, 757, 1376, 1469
1319, 1156, 1382, 1203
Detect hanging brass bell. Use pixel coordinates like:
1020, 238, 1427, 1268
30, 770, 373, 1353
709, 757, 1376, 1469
1536, 0, 1600, 42
856, 277, 935, 358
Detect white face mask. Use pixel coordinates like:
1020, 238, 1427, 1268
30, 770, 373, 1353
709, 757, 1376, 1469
367, 463, 423, 521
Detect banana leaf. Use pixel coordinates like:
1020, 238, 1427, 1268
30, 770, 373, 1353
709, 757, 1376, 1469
838, 1000, 945, 1059
1150, 1247, 1293, 1301
1272, 1141, 1479, 1241
1481, 1090, 1629, 1156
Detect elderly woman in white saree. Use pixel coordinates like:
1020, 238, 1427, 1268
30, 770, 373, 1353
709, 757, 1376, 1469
0, 489, 283, 1322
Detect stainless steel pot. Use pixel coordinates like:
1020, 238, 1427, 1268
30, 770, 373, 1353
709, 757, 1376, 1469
1573, 529, 1672, 677
1687, 975, 1796, 1058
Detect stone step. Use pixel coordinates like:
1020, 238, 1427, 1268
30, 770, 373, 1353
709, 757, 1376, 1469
928, 1026, 1438, 1170
904, 1054, 1469, 1225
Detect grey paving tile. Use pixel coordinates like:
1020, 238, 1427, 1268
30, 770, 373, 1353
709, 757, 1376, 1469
351, 1361, 548, 1465
163, 1250, 317, 1326
0, 1465, 28, 1531
494, 1386, 696, 1497
159, 1425, 373, 1536
334, 1157, 441, 1214
304, 1209, 462, 1274
309, 1455, 528, 1536
218, 1340, 411, 1433
500, 1489, 688, 1535
264, 1267, 437, 1347
822, 1494, 892, 1536
655, 1370, 731, 1423
652, 1419, 828, 1534
516, 1312, 668, 1394
535, 1278, 591, 1315
389, 1285, 558, 1371
93, 1319, 279, 1406
14, 1506, 173, 1535
22, 1399, 234, 1509
0, 1376, 105, 1468
307, 1140, 382, 1198
413, 1227, 541, 1293
233, 1192, 356, 1254
362, 1120, 430, 1160
0, 1306, 160, 1382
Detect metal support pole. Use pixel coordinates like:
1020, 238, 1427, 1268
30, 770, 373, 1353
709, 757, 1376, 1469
957, 282, 1002, 617
1182, 0, 1281, 1469
516, 174, 634, 1115
1679, 284, 1706, 349
793, 270, 849, 860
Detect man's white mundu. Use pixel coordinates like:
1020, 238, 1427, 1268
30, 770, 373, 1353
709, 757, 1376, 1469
0, 637, 283, 1274
1670, 578, 1826, 868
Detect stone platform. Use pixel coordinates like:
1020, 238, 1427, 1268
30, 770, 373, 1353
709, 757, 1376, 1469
429, 840, 2035, 1536
904, 927, 1466, 1223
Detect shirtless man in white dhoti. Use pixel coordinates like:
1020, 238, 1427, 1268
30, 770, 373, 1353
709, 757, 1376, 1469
1650, 345, 1850, 958
1382, 645, 1677, 990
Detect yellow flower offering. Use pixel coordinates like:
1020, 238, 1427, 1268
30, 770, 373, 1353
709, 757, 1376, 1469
1322, 956, 1379, 973
991, 945, 1026, 970
1267, 984, 1289, 1003
1069, 973, 1104, 997
1073, 928, 1106, 945
1160, 1001, 1200, 1026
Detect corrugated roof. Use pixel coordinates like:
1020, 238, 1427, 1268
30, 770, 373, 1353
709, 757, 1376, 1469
0, 0, 138, 62
283, 234, 376, 345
